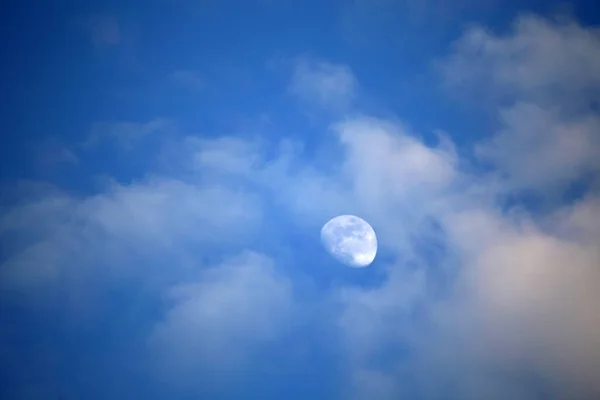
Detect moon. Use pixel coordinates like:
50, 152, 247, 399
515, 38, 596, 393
320, 215, 378, 268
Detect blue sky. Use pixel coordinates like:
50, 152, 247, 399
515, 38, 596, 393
2, 1, 600, 399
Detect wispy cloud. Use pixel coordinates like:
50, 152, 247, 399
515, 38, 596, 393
148, 251, 292, 387
288, 57, 358, 112
441, 15, 600, 193
326, 14, 600, 400
441, 15, 600, 104
476, 103, 600, 190
0, 177, 263, 293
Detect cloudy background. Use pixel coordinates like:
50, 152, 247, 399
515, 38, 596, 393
2, 1, 600, 399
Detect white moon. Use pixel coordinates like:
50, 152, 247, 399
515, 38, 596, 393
320, 215, 378, 268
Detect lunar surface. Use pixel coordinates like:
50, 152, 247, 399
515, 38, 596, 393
320, 215, 378, 268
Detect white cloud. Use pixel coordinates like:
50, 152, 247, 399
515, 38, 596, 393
476, 103, 600, 190
187, 114, 458, 247
331, 117, 458, 258
331, 157, 600, 400
181, 132, 353, 227
147, 251, 292, 386
440, 200, 600, 399
0, 177, 262, 293
336, 117, 456, 202
81, 179, 262, 248
288, 57, 358, 111
338, 267, 427, 360
189, 136, 263, 175
441, 15, 600, 105
321, 14, 600, 400
441, 15, 600, 193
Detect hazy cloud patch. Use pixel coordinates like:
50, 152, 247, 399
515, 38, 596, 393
289, 57, 358, 112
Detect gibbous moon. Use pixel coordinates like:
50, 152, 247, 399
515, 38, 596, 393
320, 215, 377, 268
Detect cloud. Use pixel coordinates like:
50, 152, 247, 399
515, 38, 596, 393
288, 57, 358, 111
181, 132, 353, 227
189, 135, 263, 175
440, 15, 600, 193
336, 117, 456, 201
0, 177, 262, 294
185, 115, 457, 252
475, 103, 600, 190
440, 199, 600, 399
0, 177, 267, 398
151, 13, 600, 400
330, 147, 600, 399
147, 251, 292, 388
441, 15, 600, 105
323, 14, 600, 400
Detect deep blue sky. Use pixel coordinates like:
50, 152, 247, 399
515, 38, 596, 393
2, 1, 600, 399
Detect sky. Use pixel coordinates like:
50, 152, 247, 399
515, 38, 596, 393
1, 0, 600, 399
